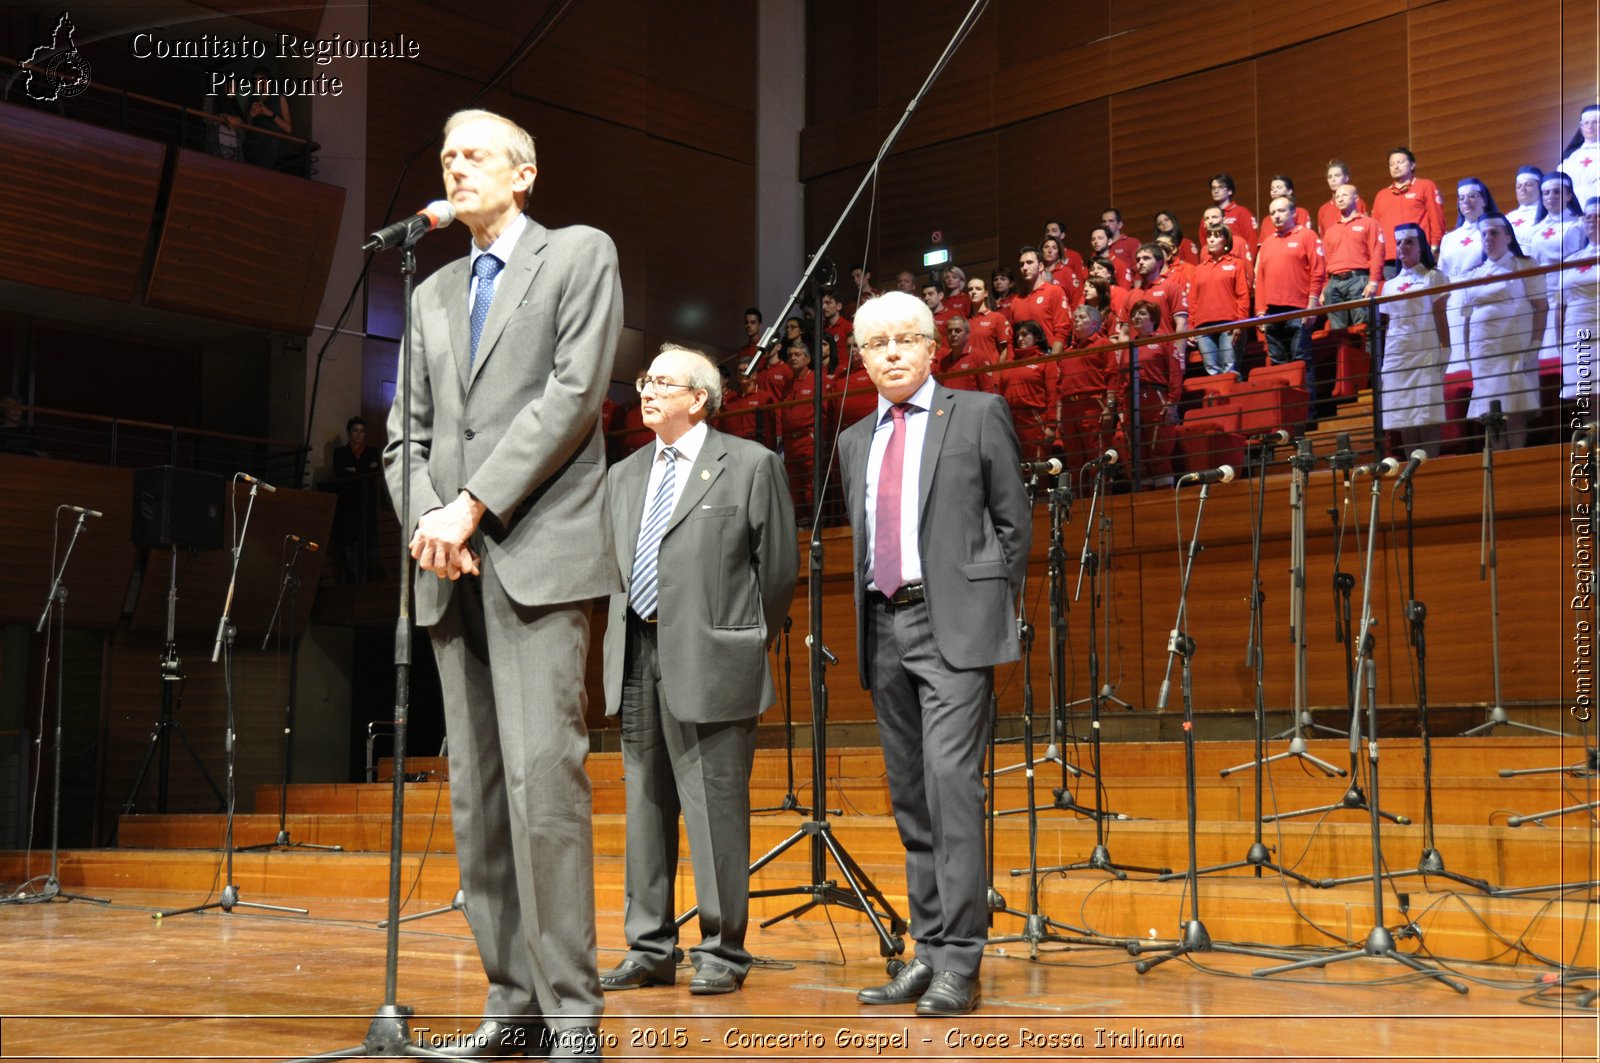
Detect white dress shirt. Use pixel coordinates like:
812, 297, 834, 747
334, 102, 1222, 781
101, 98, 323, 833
864, 375, 935, 592
639, 419, 708, 536
467, 211, 528, 317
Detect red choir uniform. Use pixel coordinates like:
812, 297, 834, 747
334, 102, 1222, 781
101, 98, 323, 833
618, 401, 653, 456
1208, 203, 1258, 260
1011, 285, 1073, 349
1290, 205, 1312, 230
1189, 249, 1251, 327
966, 309, 1012, 365
1105, 335, 1179, 482
932, 304, 961, 341
1255, 223, 1328, 310
734, 341, 760, 373
830, 360, 879, 430
993, 355, 1058, 461
822, 315, 853, 361
1131, 273, 1189, 337
780, 367, 827, 510
993, 291, 1016, 323
1048, 263, 1084, 307
1322, 213, 1385, 286
717, 388, 772, 449
942, 291, 972, 319
757, 353, 795, 403
1057, 334, 1109, 471
1057, 247, 1088, 283
1372, 178, 1446, 257
1099, 284, 1133, 335
1172, 237, 1200, 266
844, 284, 879, 318
939, 344, 995, 393
1317, 194, 1368, 236
1162, 259, 1196, 307
1107, 235, 1141, 288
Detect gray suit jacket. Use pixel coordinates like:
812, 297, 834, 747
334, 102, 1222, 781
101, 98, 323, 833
384, 218, 625, 626
602, 427, 798, 723
838, 385, 1031, 688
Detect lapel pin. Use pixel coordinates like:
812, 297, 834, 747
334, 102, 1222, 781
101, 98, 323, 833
700, 469, 710, 480
936, 408, 945, 416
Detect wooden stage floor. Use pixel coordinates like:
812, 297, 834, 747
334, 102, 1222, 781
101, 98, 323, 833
0, 887, 1594, 1062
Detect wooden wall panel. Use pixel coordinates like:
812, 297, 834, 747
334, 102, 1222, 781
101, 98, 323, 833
1560, 0, 1600, 127
1249, 0, 1406, 54
1409, 0, 1567, 190
194, 0, 327, 38
1253, 20, 1410, 220
148, 151, 346, 335
874, 0, 998, 113
1109, 64, 1259, 240
876, 133, 1000, 286
996, 100, 1111, 270
0, 105, 163, 303
807, 0, 879, 125
803, 163, 874, 293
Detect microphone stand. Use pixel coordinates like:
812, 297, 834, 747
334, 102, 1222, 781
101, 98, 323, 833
158, 477, 307, 920
238, 537, 342, 855
1210, 439, 1329, 889
1321, 471, 1492, 892
1255, 469, 1468, 993
1134, 482, 1296, 974
0, 508, 109, 907
751, 617, 809, 815
1463, 404, 1562, 736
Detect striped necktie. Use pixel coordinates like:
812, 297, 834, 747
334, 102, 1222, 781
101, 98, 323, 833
628, 446, 678, 619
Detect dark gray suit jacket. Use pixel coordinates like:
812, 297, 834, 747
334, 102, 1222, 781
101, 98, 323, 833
838, 385, 1031, 688
602, 427, 799, 723
384, 218, 624, 626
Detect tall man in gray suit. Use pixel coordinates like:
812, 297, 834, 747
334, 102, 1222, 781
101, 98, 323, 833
384, 108, 621, 1061
597, 345, 796, 996
838, 291, 1030, 1017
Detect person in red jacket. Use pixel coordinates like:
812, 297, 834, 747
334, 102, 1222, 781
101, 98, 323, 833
1154, 211, 1199, 265
845, 264, 880, 317
1206, 173, 1258, 260
964, 276, 1012, 366
1131, 243, 1190, 363
1101, 208, 1142, 282
1089, 225, 1135, 287
1189, 225, 1251, 376
1268, 176, 1313, 231
717, 368, 773, 449
1317, 159, 1369, 235
940, 265, 972, 318
734, 306, 763, 374
780, 341, 825, 512
1058, 304, 1110, 471
990, 266, 1018, 321
1255, 196, 1327, 387
1372, 146, 1446, 272
1320, 183, 1385, 328
820, 289, 853, 361
993, 319, 1057, 461
1040, 235, 1084, 307
1105, 300, 1177, 486
1014, 247, 1072, 354
922, 281, 960, 338
1083, 267, 1129, 335
938, 314, 993, 393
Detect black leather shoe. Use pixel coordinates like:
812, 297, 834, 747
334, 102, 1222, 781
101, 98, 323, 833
855, 958, 933, 1005
424, 1018, 547, 1058
915, 970, 981, 1016
688, 964, 744, 995
598, 958, 670, 991
548, 1027, 602, 1061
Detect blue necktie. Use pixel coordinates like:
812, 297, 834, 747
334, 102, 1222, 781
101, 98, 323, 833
469, 253, 502, 366
628, 447, 678, 619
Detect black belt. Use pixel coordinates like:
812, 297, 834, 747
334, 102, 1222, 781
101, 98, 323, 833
876, 582, 926, 607
1329, 270, 1365, 280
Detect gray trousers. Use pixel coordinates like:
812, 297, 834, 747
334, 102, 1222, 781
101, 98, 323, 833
429, 560, 601, 1030
618, 615, 757, 978
866, 595, 991, 978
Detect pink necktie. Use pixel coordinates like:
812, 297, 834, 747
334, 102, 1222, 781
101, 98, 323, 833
874, 404, 908, 596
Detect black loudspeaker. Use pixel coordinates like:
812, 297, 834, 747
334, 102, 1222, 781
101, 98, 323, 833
132, 466, 225, 551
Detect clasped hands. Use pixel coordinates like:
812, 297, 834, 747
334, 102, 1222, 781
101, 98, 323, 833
411, 490, 487, 580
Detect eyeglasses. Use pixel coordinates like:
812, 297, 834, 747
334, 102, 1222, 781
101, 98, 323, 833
861, 333, 930, 353
635, 376, 696, 395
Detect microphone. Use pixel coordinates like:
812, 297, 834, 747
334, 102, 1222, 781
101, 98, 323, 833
1021, 456, 1066, 476
1395, 449, 1427, 485
1086, 448, 1119, 468
237, 472, 277, 493
62, 505, 103, 518
287, 534, 321, 552
1354, 457, 1400, 478
1179, 464, 1235, 486
363, 200, 455, 253
804, 634, 839, 666
1249, 429, 1292, 445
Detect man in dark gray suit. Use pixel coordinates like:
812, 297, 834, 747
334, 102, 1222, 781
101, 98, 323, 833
598, 345, 797, 996
384, 108, 621, 1061
838, 290, 1030, 1017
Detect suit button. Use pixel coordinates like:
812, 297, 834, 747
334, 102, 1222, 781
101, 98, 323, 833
464, 429, 476, 441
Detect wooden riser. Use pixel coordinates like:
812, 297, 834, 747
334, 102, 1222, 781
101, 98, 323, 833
2, 841, 1590, 970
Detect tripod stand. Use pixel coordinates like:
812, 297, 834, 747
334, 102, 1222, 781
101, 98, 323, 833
1256, 467, 1467, 993
1134, 479, 1296, 975
157, 476, 306, 921
1463, 403, 1563, 737
1503, 746, 1600, 827
0, 507, 108, 907
240, 535, 341, 855
113, 547, 225, 841
752, 617, 812, 816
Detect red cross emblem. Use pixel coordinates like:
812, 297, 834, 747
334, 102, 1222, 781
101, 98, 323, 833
1543, 227, 1557, 240
1581, 265, 1595, 274
1583, 155, 1595, 168
1396, 282, 1416, 292
1460, 235, 1475, 246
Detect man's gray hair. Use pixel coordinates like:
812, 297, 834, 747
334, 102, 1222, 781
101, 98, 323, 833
443, 109, 538, 168
659, 343, 722, 416
853, 290, 935, 342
